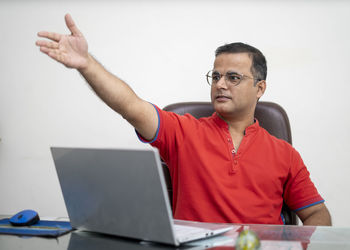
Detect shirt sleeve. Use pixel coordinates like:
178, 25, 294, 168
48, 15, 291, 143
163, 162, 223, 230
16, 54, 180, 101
135, 104, 193, 165
283, 148, 325, 211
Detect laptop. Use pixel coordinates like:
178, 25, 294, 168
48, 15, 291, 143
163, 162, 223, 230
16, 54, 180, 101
51, 147, 234, 246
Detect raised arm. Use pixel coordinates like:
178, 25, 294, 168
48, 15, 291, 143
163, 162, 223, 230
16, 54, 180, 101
36, 14, 158, 140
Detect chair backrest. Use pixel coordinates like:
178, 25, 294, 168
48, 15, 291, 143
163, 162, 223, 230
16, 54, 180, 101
162, 101, 298, 225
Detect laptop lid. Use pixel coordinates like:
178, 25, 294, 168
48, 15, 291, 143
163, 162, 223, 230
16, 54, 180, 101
51, 147, 178, 245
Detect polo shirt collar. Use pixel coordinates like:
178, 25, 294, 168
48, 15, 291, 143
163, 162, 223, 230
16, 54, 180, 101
212, 112, 260, 135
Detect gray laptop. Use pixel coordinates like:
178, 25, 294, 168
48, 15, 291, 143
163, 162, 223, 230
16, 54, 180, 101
51, 147, 233, 246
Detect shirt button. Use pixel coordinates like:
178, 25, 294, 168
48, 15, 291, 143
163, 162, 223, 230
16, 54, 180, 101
234, 160, 238, 165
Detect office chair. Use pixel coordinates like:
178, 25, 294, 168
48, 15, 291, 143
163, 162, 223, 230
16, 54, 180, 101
161, 101, 298, 225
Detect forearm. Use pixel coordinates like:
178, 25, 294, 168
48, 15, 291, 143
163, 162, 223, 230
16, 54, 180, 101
78, 54, 141, 119
77, 54, 158, 140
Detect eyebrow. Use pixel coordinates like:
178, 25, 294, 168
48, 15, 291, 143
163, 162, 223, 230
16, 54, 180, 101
226, 71, 241, 75
213, 70, 242, 75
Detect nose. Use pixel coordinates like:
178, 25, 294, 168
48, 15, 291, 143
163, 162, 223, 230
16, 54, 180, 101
215, 75, 228, 89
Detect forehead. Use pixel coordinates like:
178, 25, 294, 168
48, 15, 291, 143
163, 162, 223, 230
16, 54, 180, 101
213, 53, 252, 74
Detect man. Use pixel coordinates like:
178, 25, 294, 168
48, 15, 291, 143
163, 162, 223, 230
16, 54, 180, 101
36, 14, 331, 225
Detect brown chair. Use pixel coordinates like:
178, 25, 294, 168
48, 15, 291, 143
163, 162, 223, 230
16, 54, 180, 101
161, 101, 298, 225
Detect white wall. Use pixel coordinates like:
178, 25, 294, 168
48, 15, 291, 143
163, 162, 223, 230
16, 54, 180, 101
1, 0, 349, 226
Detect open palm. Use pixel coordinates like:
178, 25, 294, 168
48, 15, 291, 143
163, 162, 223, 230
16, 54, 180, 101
36, 14, 89, 69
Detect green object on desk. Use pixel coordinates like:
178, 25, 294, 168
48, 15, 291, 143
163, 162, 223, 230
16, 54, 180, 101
0, 218, 73, 237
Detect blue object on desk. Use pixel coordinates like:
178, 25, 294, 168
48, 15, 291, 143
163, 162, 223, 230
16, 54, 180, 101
9, 209, 40, 226
0, 218, 73, 237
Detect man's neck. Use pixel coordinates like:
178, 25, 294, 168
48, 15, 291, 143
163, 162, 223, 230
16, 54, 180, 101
217, 113, 255, 150
218, 112, 255, 133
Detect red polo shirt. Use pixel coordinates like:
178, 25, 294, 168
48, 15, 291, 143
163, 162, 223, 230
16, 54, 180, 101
137, 105, 324, 224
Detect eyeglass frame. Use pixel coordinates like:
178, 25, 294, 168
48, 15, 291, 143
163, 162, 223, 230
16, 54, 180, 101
206, 70, 261, 86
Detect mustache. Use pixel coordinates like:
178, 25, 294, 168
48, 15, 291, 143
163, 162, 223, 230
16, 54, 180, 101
215, 92, 232, 99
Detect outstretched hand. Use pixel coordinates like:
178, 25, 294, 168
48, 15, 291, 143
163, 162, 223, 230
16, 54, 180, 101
36, 14, 89, 70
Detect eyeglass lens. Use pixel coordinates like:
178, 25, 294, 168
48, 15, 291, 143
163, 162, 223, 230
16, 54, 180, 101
208, 71, 242, 85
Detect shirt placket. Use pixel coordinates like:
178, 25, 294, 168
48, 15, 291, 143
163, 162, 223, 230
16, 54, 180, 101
226, 133, 238, 174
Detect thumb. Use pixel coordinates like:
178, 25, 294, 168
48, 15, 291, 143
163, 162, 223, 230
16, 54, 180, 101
65, 13, 82, 36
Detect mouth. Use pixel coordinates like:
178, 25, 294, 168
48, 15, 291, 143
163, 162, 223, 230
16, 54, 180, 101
215, 95, 232, 101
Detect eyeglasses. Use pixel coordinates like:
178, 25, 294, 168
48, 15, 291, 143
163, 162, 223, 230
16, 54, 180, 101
206, 70, 258, 86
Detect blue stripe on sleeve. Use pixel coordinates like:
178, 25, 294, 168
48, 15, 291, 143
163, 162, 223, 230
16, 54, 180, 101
293, 200, 325, 212
135, 103, 160, 144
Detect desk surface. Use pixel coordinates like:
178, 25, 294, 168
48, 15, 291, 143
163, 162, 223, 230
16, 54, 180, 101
1, 218, 350, 250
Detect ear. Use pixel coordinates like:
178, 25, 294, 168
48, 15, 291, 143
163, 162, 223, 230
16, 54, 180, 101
256, 80, 266, 99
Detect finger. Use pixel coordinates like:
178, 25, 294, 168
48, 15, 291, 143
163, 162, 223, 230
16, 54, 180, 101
37, 31, 62, 42
39, 46, 51, 54
36, 40, 59, 49
65, 13, 82, 36
39, 46, 57, 57
48, 50, 65, 63
40, 47, 65, 64
38, 44, 69, 67
39, 46, 59, 55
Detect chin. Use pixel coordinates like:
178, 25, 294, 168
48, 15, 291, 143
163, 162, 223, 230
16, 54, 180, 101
213, 102, 233, 116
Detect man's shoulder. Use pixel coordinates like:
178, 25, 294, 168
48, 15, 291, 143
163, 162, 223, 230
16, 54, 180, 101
255, 125, 301, 170
159, 107, 217, 124
257, 124, 294, 150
